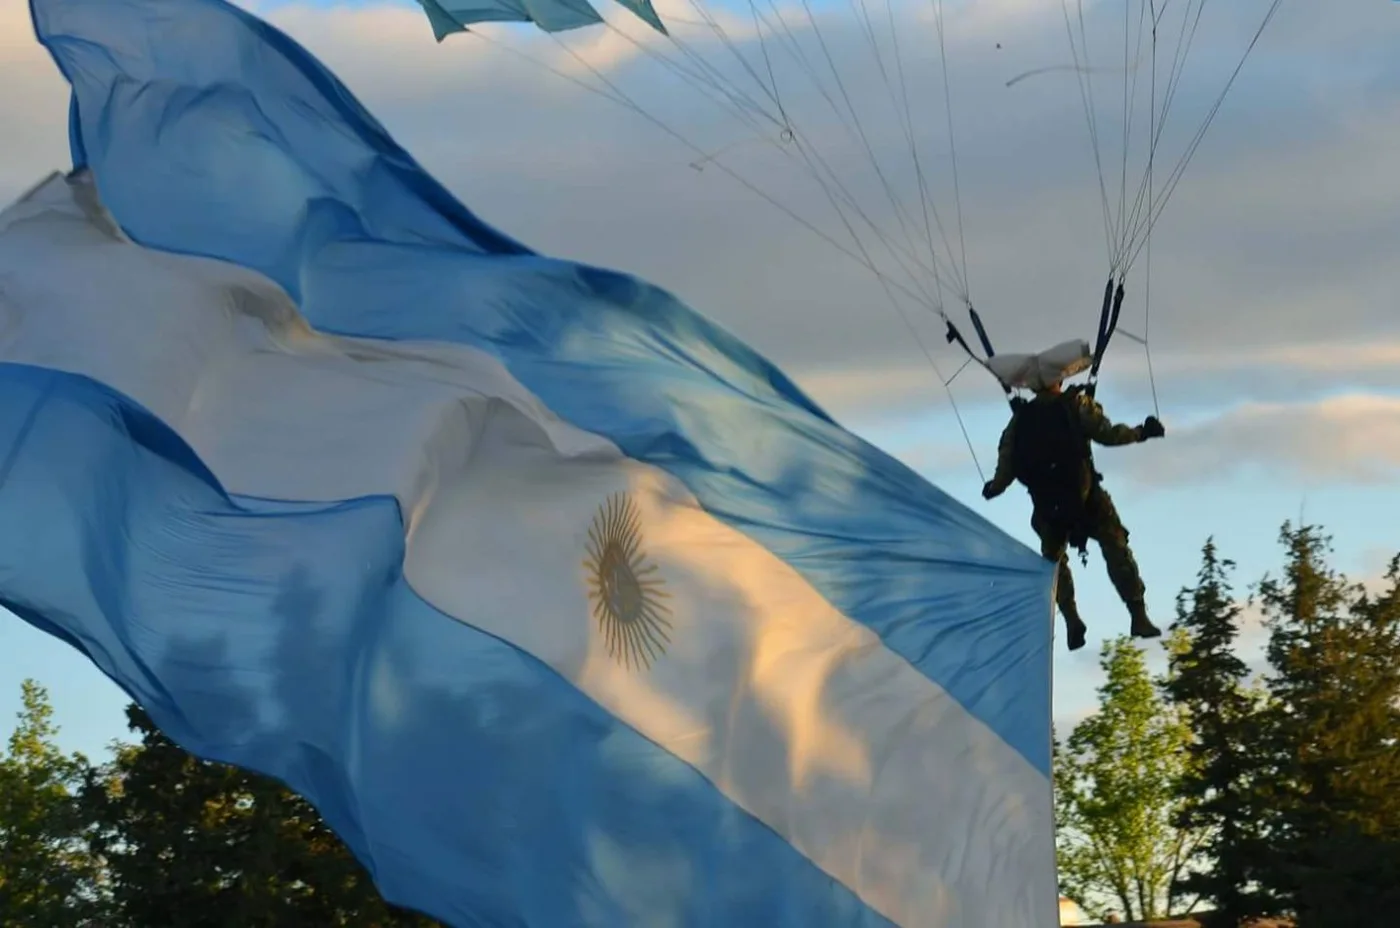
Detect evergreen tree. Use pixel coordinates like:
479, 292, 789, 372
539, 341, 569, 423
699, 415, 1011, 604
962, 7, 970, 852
0, 680, 108, 926
83, 704, 441, 928
1054, 637, 1204, 922
1164, 539, 1265, 924
1254, 525, 1400, 926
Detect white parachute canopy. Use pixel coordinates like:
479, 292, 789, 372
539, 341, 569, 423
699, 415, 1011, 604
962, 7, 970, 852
985, 339, 1093, 392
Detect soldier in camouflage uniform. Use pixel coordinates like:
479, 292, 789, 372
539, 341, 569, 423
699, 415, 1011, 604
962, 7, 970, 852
981, 378, 1165, 651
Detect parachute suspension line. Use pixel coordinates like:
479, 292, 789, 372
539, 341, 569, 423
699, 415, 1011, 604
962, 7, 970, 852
472, 6, 990, 477
1142, 0, 1161, 419
766, 0, 933, 286
468, 30, 935, 311
886, 0, 944, 298
527, 23, 981, 474
1143, 221, 1161, 418
594, 25, 949, 314
722, 0, 985, 478
808, 0, 956, 300
744, 1, 795, 134
628, 3, 950, 311
750, 18, 991, 478
930, 314, 991, 478
666, 13, 785, 120
678, 0, 956, 307
1113, 0, 1152, 274
1077, 0, 1117, 258
1112, 0, 1167, 274
1122, 0, 1284, 272
845, 0, 970, 301
1061, 0, 1116, 270
830, 0, 974, 306
556, 14, 795, 162
553, 0, 769, 136
846, 0, 955, 303
644, 39, 781, 136
1114, 0, 1133, 272
779, 124, 947, 311
829, 242, 986, 483
538, 2, 946, 314
731, 0, 964, 300
951, 391, 988, 483
1120, 0, 1226, 270
933, 0, 972, 303
1115, 0, 1208, 272
792, 0, 957, 298
777, 0, 963, 297
1056, 0, 1276, 401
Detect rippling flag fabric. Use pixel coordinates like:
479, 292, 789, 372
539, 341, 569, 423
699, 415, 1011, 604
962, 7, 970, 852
8, 1, 1058, 925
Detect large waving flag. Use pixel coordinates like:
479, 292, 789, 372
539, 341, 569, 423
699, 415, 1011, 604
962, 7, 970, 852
10, 1, 1057, 925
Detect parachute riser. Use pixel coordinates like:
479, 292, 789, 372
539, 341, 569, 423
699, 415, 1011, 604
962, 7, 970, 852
947, 276, 1130, 409
943, 310, 1014, 405
1086, 275, 1126, 398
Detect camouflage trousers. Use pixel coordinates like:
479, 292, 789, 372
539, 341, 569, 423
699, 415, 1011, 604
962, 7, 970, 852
1031, 485, 1146, 623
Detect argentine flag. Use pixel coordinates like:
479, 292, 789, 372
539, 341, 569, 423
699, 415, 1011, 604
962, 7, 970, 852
6, 0, 1057, 924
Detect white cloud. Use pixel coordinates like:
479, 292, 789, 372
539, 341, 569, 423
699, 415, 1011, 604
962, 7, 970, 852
791, 336, 1400, 424
862, 390, 1400, 495
1359, 546, 1399, 590
1121, 393, 1400, 488
0, 2, 71, 205
4, 0, 1395, 457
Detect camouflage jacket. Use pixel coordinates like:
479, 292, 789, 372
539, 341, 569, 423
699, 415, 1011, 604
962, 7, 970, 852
985, 390, 1141, 496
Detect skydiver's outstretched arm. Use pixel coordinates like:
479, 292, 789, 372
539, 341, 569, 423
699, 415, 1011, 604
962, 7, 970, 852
1071, 393, 1164, 446
982, 418, 1018, 499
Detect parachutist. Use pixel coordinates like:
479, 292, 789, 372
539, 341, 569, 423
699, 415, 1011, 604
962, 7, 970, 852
981, 364, 1164, 652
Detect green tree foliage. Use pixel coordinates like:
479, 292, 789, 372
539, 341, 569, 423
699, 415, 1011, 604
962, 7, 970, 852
10, 519, 1400, 928
1253, 524, 1400, 926
0, 680, 108, 926
1055, 636, 1204, 922
1164, 539, 1267, 924
82, 704, 441, 927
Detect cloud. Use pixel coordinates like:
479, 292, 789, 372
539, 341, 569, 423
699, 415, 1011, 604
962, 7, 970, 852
0, 1, 71, 205
866, 390, 1400, 495
1120, 393, 1400, 488
789, 335, 1400, 426
1359, 546, 1400, 590
3, 0, 1394, 439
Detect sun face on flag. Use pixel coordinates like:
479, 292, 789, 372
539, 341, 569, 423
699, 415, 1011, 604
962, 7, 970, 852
583, 492, 672, 670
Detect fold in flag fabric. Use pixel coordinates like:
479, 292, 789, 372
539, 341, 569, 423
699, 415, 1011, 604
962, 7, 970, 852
11, 1, 1057, 925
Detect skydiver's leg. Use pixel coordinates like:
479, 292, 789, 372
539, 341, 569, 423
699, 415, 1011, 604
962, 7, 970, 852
1032, 512, 1087, 651
1084, 487, 1160, 640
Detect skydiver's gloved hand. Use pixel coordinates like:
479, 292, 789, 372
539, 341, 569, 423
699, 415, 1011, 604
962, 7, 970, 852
1138, 416, 1165, 441
982, 481, 1002, 500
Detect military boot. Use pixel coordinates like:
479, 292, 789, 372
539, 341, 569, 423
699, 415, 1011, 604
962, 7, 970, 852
1062, 607, 1088, 652
1127, 600, 1161, 639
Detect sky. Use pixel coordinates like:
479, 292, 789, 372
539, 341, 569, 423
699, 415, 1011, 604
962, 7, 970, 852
0, 0, 1397, 759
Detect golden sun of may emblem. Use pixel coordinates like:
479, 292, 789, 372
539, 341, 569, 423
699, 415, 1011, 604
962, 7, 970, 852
584, 492, 672, 671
